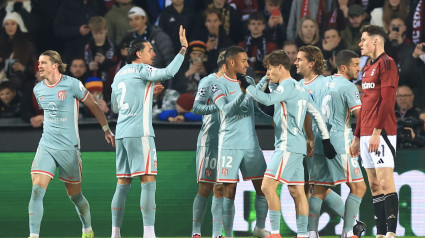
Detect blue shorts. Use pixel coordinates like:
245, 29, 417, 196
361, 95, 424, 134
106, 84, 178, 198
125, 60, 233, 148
216, 148, 266, 183
196, 145, 219, 183
31, 144, 82, 184
312, 154, 364, 186
265, 150, 305, 185
116, 137, 158, 177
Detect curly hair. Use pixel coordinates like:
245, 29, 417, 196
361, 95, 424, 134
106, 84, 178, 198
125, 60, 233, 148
298, 45, 326, 75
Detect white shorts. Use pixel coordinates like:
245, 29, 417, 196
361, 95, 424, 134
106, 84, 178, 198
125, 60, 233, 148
360, 135, 396, 169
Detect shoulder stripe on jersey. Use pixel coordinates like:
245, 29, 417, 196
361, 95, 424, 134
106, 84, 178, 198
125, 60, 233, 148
349, 105, 361, 112
81, 91, 89, 101
382, 54, 391, 70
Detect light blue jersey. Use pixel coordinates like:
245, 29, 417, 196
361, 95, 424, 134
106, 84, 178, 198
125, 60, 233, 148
246, 78, 329, 154
324, 74, 362, 154
111, 54, 184, 139
193, 73, 220, 147
34, 75, 89, 150
211, 74, 273, 150
299, 75, 329, 154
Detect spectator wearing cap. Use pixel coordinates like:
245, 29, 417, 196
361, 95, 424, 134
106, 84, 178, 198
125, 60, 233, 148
80, 76, 110, 118
157, 92, 202, 122
104, 0, 134, 46
120, 6, 174, 70
172, 40, 208, 94
158, 0, 201, 54
341, 4, 369, 54
0, 11, 37, 92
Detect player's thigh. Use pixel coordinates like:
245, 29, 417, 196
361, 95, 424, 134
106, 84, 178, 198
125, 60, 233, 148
125, 137, 158, 176
265, 150, 305, 185
196, 145, 218, 183
56, 149, 82, 184
360, 135, 396, 169
31, 145, 57, 180
216, 149, 243, 183
240, 148, 267, 181
116, 138, 131, 178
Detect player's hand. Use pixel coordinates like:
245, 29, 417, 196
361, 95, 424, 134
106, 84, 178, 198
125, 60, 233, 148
179, 25, 188, 48
79, 24, 91, 36
322, 139, 337, 159
153, 83, 164, 95
307, 139, 314, 157
94, 53, 106, 64
105, 130, 115, 147
237, 73, 250, 91
368, 133, 380, 153
349, 136, 360, 157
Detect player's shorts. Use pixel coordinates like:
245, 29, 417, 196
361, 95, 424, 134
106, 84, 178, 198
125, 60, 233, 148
31, 144, 82, 184
216, 148, 266, 183
265, 150, 305, 185
312, 154, 364, 186
116, 137, 158, 177
360, 135, 396, 169
304, 156, 314, 184
196, 145, 219, 183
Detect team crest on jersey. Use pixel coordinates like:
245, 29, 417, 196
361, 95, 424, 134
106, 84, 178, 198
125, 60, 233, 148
354, 168, 360, 175
222, 168, 228, 176
58, 91, 66, 101
205, 169, 212, 177
371, 68, 375, 76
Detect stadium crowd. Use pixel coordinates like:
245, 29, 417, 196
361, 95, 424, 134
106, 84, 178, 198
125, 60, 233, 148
1, 0, 425, 148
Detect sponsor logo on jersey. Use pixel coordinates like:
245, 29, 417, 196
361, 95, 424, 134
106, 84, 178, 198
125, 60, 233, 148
58, 91, 66, 101
362, 82, 375, 89
205, 169, 212, 177
222, 168, 228, 176
230, 91, 237, 94
39, 96, 45, 101
377, 158, 384, 164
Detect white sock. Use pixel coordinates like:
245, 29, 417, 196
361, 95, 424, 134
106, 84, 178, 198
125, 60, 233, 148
144, 225, 156, 238
112, 226, 121, 238
82, 226, 93, 233
271, 230, 280, 234
29, 234, 39, 238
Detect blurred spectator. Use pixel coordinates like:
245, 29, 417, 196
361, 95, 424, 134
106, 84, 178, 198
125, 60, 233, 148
385, 17, 413, 69
295, 16, 321, 48
370, 0, 408, 32
21, 66, 43, 127
207, 0, 243, 44
157, 0, 200, 54
229, 0, 259, 21
282, 40, 302, 80
196, 7, 233, 73
121, 6, 174, 69
0, 12, 37, 92
80, 76, 110, 118
395, 85, 420, 120
105, 0, 134, 46
0, 81, 21, 118
32, 0, 63, 53
406, 0, 425, 44
321, 28, 346, 75
68, 58, 90, 83
399, 42, 425, 110
238, 12, 279, 79
419, 112, 425, 137
105, 40, 129, 103
152, 83, 180, 119
0, 0, 39, 36
341, 4, 369, 54
173, 40, 208, 94
323, 0, 353, 32
84, 16, 115, 84
158, 92, 202, 122
53, 0, 107, 63
286, 0, 335, 41
363, 0, 384, 18
263, 0, 287, 47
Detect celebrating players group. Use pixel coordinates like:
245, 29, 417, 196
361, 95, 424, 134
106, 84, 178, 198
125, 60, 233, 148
28, 24, 399, 238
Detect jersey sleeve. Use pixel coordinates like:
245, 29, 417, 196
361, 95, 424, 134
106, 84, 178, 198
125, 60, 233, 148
380, 56, 399, 88
256, 76, 269, 91
306, 96, 330, 140
193, 78, 218, 115
72, 78, 89, 101
111, 90, 119, 113
211, 83, 245, 116
344, 84, 362, 112
139, 54, 184, 82
246, 81, 294, 106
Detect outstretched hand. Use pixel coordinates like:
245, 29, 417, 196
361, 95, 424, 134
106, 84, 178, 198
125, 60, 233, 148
179, 25, 188, 48
237, 73, 250, 92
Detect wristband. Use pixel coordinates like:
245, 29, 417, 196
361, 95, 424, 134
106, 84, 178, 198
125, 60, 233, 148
181, 45, 187, 49
102, 124, 110, 132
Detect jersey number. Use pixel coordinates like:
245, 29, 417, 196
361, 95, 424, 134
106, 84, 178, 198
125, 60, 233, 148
221, 156, 233, 168
118, 82, 129, 110
296, 99, 307, 127
204, 157, 217, 169
321, 95, 332, 123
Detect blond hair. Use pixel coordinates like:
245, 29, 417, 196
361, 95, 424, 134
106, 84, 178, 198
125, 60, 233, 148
88, 16, 107, 32
41, 50, 67, 73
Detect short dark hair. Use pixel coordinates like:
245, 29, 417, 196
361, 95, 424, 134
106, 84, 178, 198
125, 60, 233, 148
127, 39, 149, 64
360, 25, 387, 42
282, 40, 297, 48
224, 46, 245, 66
0, 81, 16, 92
298, 45, 326, 75
335, 50, 359, 70
248, 12, 265, 24
263, 50, 291, 71
204, 8, 222, 22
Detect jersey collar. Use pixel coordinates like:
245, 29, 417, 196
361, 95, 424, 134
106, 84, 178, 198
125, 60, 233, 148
44, 74, 63, 88
303, 75, 319, 85
223, 73, 238, 82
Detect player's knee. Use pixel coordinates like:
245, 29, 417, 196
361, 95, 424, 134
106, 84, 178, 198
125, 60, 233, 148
379, 179, 394, 192
369, 180, 380, 193
31, 185, 46, 200
351, 181, 367, 198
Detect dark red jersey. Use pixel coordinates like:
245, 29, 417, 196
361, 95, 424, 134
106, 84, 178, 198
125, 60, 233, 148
359, 53, 398, 136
